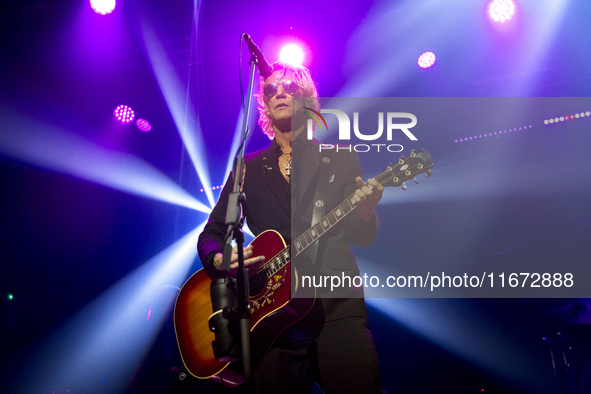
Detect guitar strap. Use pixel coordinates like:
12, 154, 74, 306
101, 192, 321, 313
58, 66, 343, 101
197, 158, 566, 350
307, 151, 333, 264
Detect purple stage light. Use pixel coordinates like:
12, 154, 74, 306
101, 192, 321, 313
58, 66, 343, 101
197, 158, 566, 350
279, 44, 304, 67
90, 0, 116, 15
113, 105, 135, 124
417, 51, 436, 69
488, 0, 515, 23
136, 118, 152, 132
455, 124, 532, 143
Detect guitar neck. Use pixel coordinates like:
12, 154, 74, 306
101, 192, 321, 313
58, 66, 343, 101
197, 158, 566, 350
292, 190, 360, 258
263, 148, 433, 278
263, 192, 359, 278
292, 167, 396, 258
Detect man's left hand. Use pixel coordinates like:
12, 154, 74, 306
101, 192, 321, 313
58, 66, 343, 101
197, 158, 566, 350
354, 177, 384, 222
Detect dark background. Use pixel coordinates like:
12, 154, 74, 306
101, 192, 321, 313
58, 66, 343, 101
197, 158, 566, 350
2, 0, 591, 392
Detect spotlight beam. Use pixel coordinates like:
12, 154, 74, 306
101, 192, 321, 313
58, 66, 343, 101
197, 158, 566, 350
223, 104, 259, 181
140, 20, 215, 208
0, 110, 210, 213
13, 225, 204, 393
367, 298, 545, 389
507, 2, 570, 95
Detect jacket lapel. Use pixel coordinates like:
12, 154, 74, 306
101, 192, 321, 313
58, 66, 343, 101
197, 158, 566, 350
295, 139, 321, 204
256, 143, 291, 218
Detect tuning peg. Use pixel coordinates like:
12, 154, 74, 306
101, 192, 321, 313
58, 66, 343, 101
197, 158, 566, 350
426, 169, 432, 177
413, 178, 419, 184
401, 183, 408, 191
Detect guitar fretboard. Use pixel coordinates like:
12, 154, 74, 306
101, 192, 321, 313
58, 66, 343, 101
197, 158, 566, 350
263, 169, 394, 277
293, 193, 358, 256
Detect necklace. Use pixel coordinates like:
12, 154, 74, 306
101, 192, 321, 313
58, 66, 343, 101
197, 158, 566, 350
280, 153, 292, 177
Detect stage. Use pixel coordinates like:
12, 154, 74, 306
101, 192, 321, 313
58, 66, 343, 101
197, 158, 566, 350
2, 0, 591, 392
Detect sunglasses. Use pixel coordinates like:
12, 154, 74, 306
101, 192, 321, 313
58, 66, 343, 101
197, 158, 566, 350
263, 80, 300, 100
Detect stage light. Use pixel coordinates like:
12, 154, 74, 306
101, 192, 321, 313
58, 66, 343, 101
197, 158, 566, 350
453, 124, 532, 143
417, 51, 436, 69
0, 109, 210, 213
113, 105, 135, 124
90, 0, 116, 15
488, 0, 515, 23
543, 111, 590, 125
7, 293, 14, 301
279, 44, 304, 67
136, 118, 152, 132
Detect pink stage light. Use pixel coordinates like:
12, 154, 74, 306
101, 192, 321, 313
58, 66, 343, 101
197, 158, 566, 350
136, 118, 152, 133
417, 52, 436, 69
488, 0, 515, 23
90, 0, 116, 15
114, 105, 135, 124
279, 44, 304, 67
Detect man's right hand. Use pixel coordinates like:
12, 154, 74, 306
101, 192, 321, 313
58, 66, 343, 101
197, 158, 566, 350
213, 245, 266, 276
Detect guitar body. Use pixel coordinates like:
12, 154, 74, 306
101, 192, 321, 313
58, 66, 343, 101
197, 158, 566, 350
174, 230, 315, 386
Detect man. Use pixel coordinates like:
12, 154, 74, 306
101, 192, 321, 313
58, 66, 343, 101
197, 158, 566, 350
197, 62, 384, 393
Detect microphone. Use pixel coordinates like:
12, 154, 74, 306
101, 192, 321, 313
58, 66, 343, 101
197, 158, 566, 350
243, 34, 273, 78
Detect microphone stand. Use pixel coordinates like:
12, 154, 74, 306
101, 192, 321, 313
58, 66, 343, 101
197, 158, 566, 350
217, 47, 259, 393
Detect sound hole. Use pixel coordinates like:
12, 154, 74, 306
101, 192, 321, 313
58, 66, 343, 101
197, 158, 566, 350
249, 269, 267, 296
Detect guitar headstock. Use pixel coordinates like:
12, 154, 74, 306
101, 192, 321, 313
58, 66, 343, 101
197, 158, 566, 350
377, 148, 433, 190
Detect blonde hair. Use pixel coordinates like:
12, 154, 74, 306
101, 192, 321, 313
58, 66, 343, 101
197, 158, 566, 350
255, 62, 320, 139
